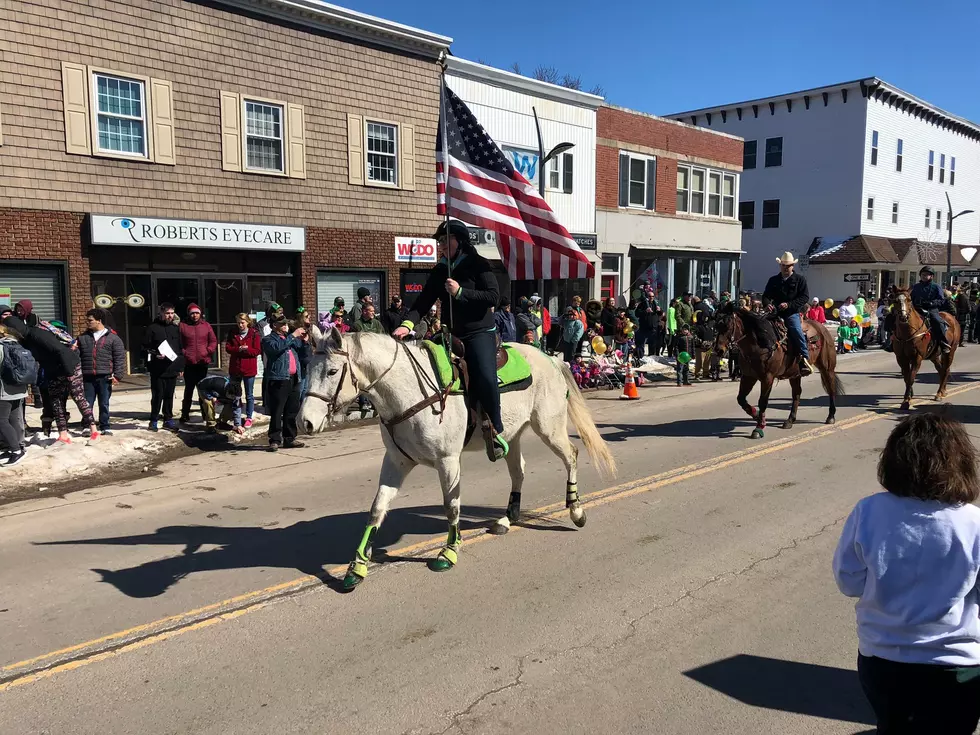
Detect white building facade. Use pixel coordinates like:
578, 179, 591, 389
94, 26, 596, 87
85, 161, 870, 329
444, 57, 602, 310
667, 78, 980, 298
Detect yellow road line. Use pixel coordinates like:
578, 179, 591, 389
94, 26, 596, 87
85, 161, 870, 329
2, 380, 976, 692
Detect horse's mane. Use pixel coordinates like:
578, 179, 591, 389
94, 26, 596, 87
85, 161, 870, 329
716, 300, 778, 346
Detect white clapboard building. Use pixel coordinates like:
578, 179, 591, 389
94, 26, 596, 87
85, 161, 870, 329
666, 78, 980, 298
444, 57, 603, 310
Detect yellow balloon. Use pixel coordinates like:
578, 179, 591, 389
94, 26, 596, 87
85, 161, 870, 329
832, 308, 840, 318
591, 336, 607, 354
824, 298, 834, 308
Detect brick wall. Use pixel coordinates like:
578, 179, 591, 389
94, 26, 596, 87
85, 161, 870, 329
596, 105, 743, 215
0, 208, 90, 331
1, 0, 442, 236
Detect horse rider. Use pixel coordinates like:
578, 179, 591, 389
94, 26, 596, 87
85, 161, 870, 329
392, 219, 508, 461
762, 252, 814, 376
910, 265, 951, 355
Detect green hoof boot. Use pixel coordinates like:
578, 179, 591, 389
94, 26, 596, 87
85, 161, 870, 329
342, 560, 368, 591
428, 546, 458, 573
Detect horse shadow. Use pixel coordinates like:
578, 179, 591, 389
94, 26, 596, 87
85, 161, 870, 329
34, 504, 508, 598
684, 653, 874, 727
597, 418, 760, 440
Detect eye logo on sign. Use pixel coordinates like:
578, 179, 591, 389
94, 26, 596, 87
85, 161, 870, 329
111, 218, 140, 242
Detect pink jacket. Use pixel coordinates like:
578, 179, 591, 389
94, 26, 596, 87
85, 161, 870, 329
179, 319, 218, 365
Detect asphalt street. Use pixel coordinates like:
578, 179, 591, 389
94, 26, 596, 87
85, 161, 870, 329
2, 347, 980, 734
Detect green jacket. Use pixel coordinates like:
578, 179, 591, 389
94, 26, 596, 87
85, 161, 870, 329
855, 297, 867, 317
667, 306, 677, 333
837, 325, 860, 341
675, 301, 694, 326
352, 316, 385, 335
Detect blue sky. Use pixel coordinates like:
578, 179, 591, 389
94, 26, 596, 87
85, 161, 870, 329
345, 0, 980, 122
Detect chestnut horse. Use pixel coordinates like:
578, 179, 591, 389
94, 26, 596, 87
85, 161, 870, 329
889, 288, 959, 409
714, 302, 842, 438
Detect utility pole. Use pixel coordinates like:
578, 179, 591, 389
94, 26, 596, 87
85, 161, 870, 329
946, 192, 976, 289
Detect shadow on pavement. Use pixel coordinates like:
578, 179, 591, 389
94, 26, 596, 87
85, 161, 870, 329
683, 653, 874, 726
35, 504, 518, 598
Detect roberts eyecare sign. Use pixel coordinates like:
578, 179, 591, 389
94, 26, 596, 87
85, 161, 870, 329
90, 215, 305, 251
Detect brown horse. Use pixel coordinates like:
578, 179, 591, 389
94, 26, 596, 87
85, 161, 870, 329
714, 302, 843, 439
889, 288, 959, 409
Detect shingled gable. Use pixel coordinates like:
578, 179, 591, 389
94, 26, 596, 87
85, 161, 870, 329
807, 236, 978, 267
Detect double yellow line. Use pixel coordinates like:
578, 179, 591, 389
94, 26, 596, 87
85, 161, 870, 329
3, 380, 977, 692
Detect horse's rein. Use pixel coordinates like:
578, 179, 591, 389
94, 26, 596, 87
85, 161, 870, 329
892, 297, 928, 343
306, 341, 401, 410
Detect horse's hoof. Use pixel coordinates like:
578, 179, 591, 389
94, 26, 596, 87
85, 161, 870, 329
506, 509, 521, 525
751, 429, 764, 439
781, 421, 794, 430
570, 506, 587, 528
825, 417, 836, 425
342, 572, 364, 591
487, 521, 510, 535
901, 402, 911, 411
428, 556, 456, 572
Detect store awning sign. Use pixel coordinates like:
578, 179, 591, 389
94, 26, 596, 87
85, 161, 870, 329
90, 215, 305, 251
394, 237, 438, 264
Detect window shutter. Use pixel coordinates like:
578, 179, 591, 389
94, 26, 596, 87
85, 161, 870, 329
286, 103, 307, 179
61, 62, 91, 155
219, 91, 242, 172
149, 78, 176, 165
618, 153, 629, 207
645, 159, 657, 210
400, 124, 416, 191
562, 152, 573, 194
347, 113, 364, 185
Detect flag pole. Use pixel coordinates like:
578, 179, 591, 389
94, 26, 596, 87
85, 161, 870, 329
439, 58, 453, 353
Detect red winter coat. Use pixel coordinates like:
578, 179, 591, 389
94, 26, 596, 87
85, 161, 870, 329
806, 306, 827, 324
225, 327, 261, 377
179, 319, 217, 365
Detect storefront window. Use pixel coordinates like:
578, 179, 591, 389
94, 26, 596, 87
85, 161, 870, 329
90, 273, 151, 372
317, 270, 384, 317
0, 264, 67, 323
673, 258, 691, 299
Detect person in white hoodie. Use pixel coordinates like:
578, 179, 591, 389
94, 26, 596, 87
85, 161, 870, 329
0, 324, 29, 466
833, 413, 980, 733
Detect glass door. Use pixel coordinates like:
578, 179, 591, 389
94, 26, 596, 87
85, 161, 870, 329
155, 276, 201, 323
204, 277, 245, 369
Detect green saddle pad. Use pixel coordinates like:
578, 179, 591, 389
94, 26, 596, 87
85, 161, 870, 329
420, 341, 532, 394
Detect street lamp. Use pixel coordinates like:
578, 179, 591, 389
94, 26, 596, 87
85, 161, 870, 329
945, 191, 975, 288
531, 106, 574, 198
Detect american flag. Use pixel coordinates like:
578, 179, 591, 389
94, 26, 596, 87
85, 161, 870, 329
436, 82, 595, 280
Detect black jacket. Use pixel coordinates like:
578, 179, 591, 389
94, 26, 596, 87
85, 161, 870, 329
142, 318, 185, 377
404, 251, 499, 338
600, 307, 618, 337
762, 273, 809, 317
382, 306, 404, 334
3, 315, 78, 379
636, 299, 661, 332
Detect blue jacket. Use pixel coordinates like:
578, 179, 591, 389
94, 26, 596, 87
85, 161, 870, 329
196, 375, 242, 426
910, 281, 946, 311
562, 317, 585, 345
261, 332, 309, 381
494, 310, 517, 342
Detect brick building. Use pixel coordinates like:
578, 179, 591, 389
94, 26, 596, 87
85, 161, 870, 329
0, 0, 450, 370
595, 105, 744, 305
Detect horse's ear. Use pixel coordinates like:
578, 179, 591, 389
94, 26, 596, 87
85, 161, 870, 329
328, 326, 344, 351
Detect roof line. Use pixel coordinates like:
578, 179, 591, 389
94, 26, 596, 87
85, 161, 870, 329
602, 103, 743, 142
214, 0, 452, 57
445, 57, 604, 109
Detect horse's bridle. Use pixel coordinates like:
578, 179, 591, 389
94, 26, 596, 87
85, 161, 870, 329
892, 294, 928, 342
305, 343, 401, 414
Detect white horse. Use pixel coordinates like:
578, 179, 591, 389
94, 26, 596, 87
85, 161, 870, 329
298, 329, 616, 590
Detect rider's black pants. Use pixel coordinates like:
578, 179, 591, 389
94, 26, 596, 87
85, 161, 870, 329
462, 329, 503, 434
925, 308, 948, 344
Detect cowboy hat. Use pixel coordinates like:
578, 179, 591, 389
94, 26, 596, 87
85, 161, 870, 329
776, 252, 799, 265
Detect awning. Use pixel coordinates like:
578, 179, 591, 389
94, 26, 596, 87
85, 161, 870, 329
629, 245, 745, 256
477, 244, 600, 265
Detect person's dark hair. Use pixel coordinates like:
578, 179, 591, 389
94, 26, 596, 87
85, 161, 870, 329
159, 302, 174, 313
86, 307, 108, 323
499, 296, 510, 308
878, 413, 979, 505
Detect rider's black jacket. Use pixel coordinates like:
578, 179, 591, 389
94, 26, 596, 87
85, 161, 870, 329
762, 273, 810, 317
402, 250, 499, 338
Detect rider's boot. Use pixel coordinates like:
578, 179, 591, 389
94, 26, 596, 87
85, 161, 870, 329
482, 418, 509, 462
798, 355, 814, 376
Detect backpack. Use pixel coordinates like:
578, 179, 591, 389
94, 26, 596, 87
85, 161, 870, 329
39, 320, 76, 346
1, 341, 40, 386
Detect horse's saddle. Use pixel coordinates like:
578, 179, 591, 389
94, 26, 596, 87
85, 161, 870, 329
764, 315, 822, 357
421, 338, 533, 395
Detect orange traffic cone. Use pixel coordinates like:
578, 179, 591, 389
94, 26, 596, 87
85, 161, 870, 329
620, 363, 640, 400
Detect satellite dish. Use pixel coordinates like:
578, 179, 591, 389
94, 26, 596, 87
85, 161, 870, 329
126, 293, 146, 308
94, 294, 115, 309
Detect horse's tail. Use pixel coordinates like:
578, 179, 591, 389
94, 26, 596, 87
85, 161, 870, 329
558, 361, 617, 479
821, 370, 846, 396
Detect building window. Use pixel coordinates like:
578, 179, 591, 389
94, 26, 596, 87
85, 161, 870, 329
867, 198, 874, 221
892, 201, 899, 224
676, 165, 689, 212
870, 130, 878, 166
739, 201, 754, 229
925, 208, 931, 228
722, 174, 735, 217
896, 139, 903, 172
764, 137, 783, 167
618, 153, 655, 209
547, 152, 574, 193
762, 199, 780, 228
708, 172, 721, 215
940, 153, 946, 184
244, 100, 284, 173
951, 157, 956, 186
690, 167, 706, 214
366, 121, 398, 185
937, 210, 942, 230
629, 157, 646, 206
94, 73, 147, 157
743, 140, 757, 169
928, 150, 934, 181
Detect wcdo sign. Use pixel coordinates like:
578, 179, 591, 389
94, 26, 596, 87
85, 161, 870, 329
394, 237, 438, 264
